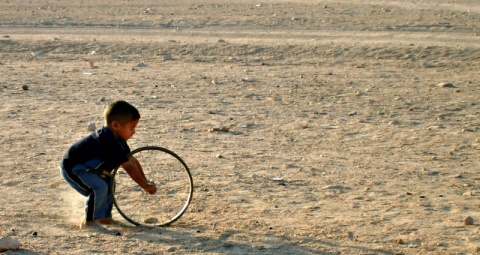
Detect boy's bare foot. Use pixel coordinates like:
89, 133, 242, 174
95, 218, 115, 225
79, 221, 103, 231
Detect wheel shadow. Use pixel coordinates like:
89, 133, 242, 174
120, 224, 396, 254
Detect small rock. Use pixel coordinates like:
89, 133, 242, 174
22, 85, 29, 90
0, 236, 21, 252
348, 111, 357, 116
347, 231, 355, 240
167, 246, 177, 252
144, 217, 159, 224
389, 120, 400, 125
209, 127, 229, 132
396, 238, 404, 244
162, 54, 172, 61
31, 50, 43, 57
136, 62, 147, 67
407, 243, 419, 248
322, 184, 350, 190
32, 232, 37, 237
437, 82, 455, 88
87, 122, 96, 132
465, 216, 474, 225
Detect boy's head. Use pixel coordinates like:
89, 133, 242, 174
104, 100, 141, 141
104, 100, 140, 125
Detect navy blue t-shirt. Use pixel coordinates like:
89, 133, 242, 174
61, 126, 131, 173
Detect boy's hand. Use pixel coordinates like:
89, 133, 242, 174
144, 182, 157, 194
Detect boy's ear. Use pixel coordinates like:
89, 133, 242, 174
111, 121, 120, 130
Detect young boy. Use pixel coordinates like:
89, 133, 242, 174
60, 100, 157, 231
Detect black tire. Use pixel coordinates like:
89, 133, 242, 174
111, 146, 193, 226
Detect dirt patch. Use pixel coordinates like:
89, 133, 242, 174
0, 0, 479, 254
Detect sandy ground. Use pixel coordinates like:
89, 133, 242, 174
1, 0, 480, 254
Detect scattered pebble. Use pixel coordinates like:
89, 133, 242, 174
0, 236, 20, 252
32, 232, 37, 237
31, 50, 43, 57
166, 246, 177, 252
209, 127, 229, 132
464, 216, 474, 225
347, 231, 355, 240
144, 217, 159, 224
408, 243, 419, 248
22, 85, 29, 90
162, 54, 172, 61
437, 82, 455, 88
87, 122, 96, 132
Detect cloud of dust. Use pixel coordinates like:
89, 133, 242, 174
60, 189, 86, 224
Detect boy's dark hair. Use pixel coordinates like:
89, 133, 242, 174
104, 100, 141, 125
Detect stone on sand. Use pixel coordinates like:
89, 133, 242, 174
464, 216, 474, 225
0, 236, 21, 252
87, 122, 96, 132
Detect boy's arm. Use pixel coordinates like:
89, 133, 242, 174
121, 157, 157, 194
130, 156, 146, 180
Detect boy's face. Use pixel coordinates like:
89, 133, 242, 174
112, 119, 139, 141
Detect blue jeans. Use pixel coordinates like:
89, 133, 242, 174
60, 167, 113, 221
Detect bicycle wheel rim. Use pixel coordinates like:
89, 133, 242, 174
111, 146, 193, 226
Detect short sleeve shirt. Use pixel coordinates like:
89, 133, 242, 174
61, 126, 131, 172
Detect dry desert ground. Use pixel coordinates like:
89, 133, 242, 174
1, 0, 480, 254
